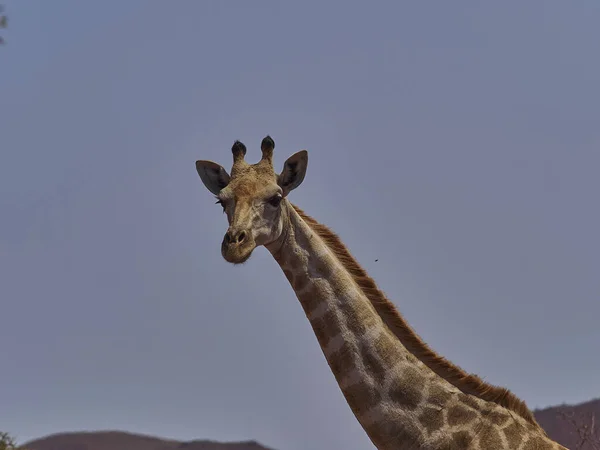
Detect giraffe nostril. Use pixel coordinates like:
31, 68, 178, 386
225, 230, 247, 245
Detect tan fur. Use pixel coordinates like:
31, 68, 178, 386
292, 203, 544, 430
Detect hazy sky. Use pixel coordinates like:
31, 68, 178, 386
1, 2, 599, 449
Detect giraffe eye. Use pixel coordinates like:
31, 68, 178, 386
267, 194, 282, 207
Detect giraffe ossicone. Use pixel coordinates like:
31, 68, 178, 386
195, 137, 567, 450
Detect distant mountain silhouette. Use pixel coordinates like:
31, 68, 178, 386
24, 431, 273, 450
534, 398, 600, 450
21, 398, 600, 450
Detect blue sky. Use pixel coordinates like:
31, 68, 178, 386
1, 2, 599, 449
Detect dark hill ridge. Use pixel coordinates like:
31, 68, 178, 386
24, 431, 273, 450
21, 398, 600, 450
534, 398, 600, 450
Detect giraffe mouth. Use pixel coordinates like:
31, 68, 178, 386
221, 240, 256, 265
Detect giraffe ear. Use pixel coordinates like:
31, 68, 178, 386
196, 160, 231, 195
278, 150, 308, 196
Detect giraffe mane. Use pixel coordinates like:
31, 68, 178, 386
292, 204, 543, 428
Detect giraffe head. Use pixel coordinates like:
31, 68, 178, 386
196, 136, 308, 264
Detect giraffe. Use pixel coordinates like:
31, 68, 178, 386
195, 136, 567, 450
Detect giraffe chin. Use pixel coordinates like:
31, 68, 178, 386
221, 243, 255, 265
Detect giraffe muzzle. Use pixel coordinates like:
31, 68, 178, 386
221, 228, 256, 264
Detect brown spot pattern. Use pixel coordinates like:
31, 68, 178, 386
478, 427, 503, 448
449, 431, 473, 449
292, 272, 308, 292
458, 392, 482, 411
523, 436, 553, 450
419, 406, 445, 434
310, 310, 342, 347
343, 379, 381, 416
344, 302, 379, 336
371, 329, 404, 366
502, 421, 525, 449
428, 382, 453, 408
300, 286, 322, 313
368, 418, 422, 450
327, 341, 357, 380
487, 410, 511, 427
447, 404, 478, 427
389, 367, 424, 411
360, 342, 388, 384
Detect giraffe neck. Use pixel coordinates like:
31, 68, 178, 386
266, 203, 452, 448
265, 203, 563, 450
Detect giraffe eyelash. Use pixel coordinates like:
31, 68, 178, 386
214, 197, 226, 212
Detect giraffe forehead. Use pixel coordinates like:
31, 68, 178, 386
226, 167, 279, 199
